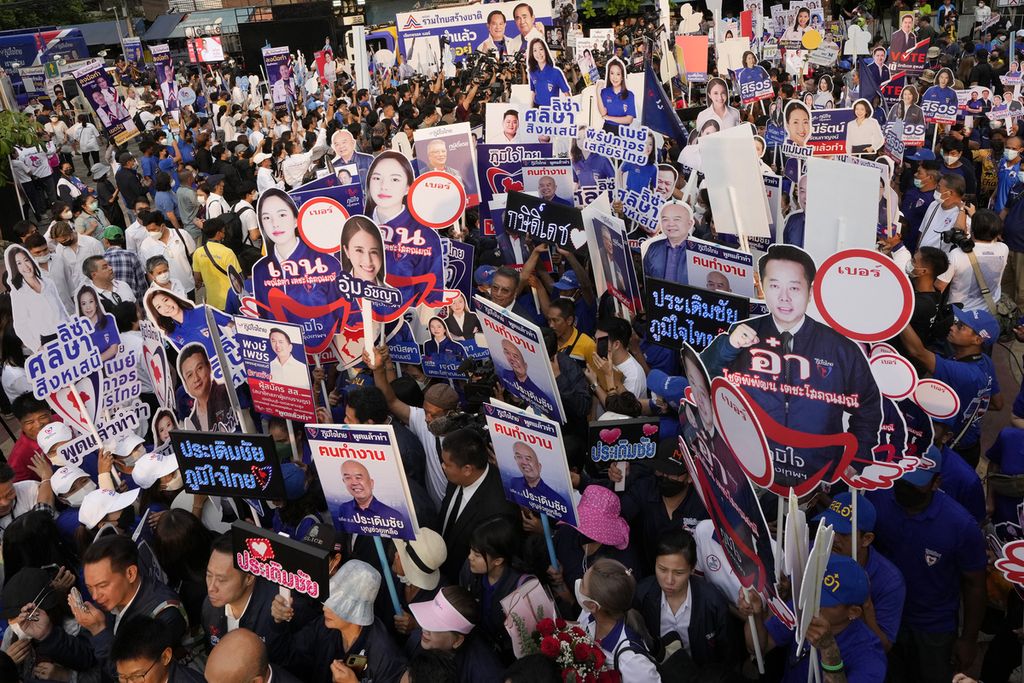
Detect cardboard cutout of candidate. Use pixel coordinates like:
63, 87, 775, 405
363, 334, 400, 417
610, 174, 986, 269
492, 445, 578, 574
597, 58, 637, 134
507, 2, 549, 55
642, 201, 695, 284
5, 244, 69, 352
74, 284, 120, 363
846, 99, 885, 155
178, 343, 239, 433
889, 12, 918, 55
696, 77, 742, 131
699, 245, 883, 495
267, 326, 310, 388
526, 39, 570, 108
784, 100, 812, 147
337, 460, 412, 531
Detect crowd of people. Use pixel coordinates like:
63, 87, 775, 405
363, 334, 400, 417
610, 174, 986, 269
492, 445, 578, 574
1, 0, 1024, 682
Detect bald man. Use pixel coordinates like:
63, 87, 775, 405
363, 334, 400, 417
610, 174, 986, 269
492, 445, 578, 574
497, 338, 557, 418
506, 441, 571, 519
205, 628, 302, 683
336, 460, 412, 535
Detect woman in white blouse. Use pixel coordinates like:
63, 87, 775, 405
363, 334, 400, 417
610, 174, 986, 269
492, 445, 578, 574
6, 245, 69, 351
845, 99, 885, 155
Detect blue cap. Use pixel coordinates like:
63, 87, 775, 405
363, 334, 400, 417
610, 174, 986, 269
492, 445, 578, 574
905, 148, 936, 162
648, 369, 688, 403
951, 306, 999, 346
474, 265, 496, 286
281, 462, 306, 501
814, 492, 876, 534
837, 60, 852, 70
553, 270, 581, 291
901, 445, 943, 487
819, 554, 869, 607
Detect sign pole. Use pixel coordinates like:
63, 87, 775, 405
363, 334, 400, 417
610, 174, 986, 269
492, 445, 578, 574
285, 419, 299, 462
204, 306, 255, 433
775, 496, 785, 582
373, 535, 403, 616
850, 489, 858, 563
539, 512, 559, 570
313, 356, 331, 409
745, 587, 766, 674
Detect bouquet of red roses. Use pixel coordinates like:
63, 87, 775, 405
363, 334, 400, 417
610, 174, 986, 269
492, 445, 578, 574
530, 617, 619, 683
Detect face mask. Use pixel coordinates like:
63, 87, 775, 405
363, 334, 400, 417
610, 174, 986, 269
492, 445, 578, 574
656, 477, 687, 497
943, 154, 959, 165
934, 190, 946, 202
574, 579, 601, 613
85, 202, 96, 212
64, 480, 97, 507
993, 120, 1004, 129
8, 622, 27, 641
1017, 171, 1024, 184
893, 480, 931, 508
1007, 149, 1021, 161
161, 470, 184, 492
147, 229, 163, 240
61, 210, 73, 220
34, 254, 50, 265
154, 272, 171, 285
274, 442, 292, 461
913, 178, 924, 189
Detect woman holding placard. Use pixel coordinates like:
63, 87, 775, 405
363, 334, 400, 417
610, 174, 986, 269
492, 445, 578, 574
527, 39, 570, 108
597, 58, 636, 134
846, 99, 885, 155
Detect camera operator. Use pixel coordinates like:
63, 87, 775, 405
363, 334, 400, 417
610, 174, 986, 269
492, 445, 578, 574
919, 174, 970, 252
936, 207, 1009, 313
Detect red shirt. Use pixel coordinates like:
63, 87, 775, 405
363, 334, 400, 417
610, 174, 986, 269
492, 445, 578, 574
8, 433, 42, 482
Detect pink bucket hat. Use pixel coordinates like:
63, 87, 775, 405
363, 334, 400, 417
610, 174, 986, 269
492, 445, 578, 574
571, 485, 630, 550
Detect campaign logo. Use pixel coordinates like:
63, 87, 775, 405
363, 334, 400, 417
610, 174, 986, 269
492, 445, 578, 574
815, 358, 834, 378
251, 465, 273, 491
246, 537, 275, 562
486, 167, 523, 194
402, 15, 422, 29
924, 549, 941, 566
706, 553, 722, 571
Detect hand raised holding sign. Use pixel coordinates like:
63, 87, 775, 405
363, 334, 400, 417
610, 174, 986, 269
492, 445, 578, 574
729, 323, 760, 349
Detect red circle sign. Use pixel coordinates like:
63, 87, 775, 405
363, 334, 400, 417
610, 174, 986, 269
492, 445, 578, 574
408, 171, 467, 229
712, 378, 774, 488
869, 353, 918, 400
297, 197, 350, 254
913, 378, 961, 420
812, 249, 914, 343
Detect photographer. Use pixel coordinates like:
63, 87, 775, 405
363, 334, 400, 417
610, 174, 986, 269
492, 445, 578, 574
936, 207, 1008, 313
919, 173, 969, 252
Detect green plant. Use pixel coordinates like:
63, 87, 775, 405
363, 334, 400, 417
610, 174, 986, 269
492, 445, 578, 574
0, 109, 42, 187
580, 0, 596, 19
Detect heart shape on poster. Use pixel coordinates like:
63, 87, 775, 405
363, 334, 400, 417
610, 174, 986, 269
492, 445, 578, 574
251, 465, 273, 490
247, 538, 274, 561
642, 423, 658, 437
570, 227, 588, 250
599, 428, 622, 445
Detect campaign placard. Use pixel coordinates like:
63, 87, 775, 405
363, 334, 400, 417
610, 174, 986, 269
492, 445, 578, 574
232, 520, 329, 602
484, 401, 578, 525
503, 190, 585, 250
72, 60, 138, 145
588, 211, 642, 313
263, 46, 293, 108
921, 84, 959, 124
523, 98, 580, 138
685, 238, 756, 298
306, 424, 418, 540
121, 37, 143, 68
170, 430, 285, 500
588, 417, 659, 464
413, 122, 480, 207
26, 318, 102, 400
737, 65, 774, 105
520, 158, 575, 206
150, 44, 178, 114
475, 295, 565, 422
676, 35, 709, 82
476, 143, 551, 234
615, 186, 663, 233
886, 38, 929, 76
645, 278, 748, 351
234, 317, 316, 423
582, 126, 650, 165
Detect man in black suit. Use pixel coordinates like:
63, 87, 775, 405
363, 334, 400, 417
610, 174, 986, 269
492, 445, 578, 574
206, 627, 303, 683
111, 615, 204, 682
437, 428, 518, 581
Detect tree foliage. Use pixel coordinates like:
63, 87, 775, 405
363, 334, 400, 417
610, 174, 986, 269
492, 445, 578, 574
0, 0, 88, 32
0, 109, 42, 187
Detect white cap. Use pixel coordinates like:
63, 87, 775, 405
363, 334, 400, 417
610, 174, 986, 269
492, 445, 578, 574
78, 488, 140, 529
253, 152, 272, 165
50, 465, 91, 496
131, 452, 179, 489
37, 422, 74, 455
111, 434, 145, 458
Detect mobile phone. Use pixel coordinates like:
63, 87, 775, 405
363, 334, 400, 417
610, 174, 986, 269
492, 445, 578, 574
345, 655, 368, 674
70, 587, 85, 612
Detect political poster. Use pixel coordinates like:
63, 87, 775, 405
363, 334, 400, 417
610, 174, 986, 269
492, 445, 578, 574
645, 278, 748, 351
140, 320, 175, 409
484, 401, 578, 524
289, 173, 364, 218
150, 44, 178, 114
520, 158, 575, 206
736, 64, 774, 105
588, 417, 659, 466
232, 520, 330, 603
121, 37, 143, 69
188, 37, 224, 64
614, 186, 663, 234
484, 103, 540, 145
420, 315, 469, 379
523, 98, 580, 138
503, 190, 586, 250
804, 156, 882, 263
307, 423, 419, 540
921, 77, 959, 124
25, 317, 103, 401
396, 0, 554, 71
413, 122, 480, 206
475, 295, 565, 422
582, 125, 650, 165
170, 430, 285, 500
263, 46, 294, 109
676, 344, 793, 626
886, 38, 929, 77
587, 211, 642, 314
234, 317, 316, 423
685, 239, 756, 298
676, 35, 710, 83
4, 244, 70, 353
476, 143, 551, 235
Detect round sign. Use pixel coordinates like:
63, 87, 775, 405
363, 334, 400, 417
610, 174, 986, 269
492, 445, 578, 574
812, 249, 914, 343
177, 87, 196, 107
870, 342, 898, 357
408, 171, 467, 229
802, 29, 823, 50
913, 378, 961, 420
297, 197, 350, 254
869, 353, 918, 400
304, 76, 319, 94
374, 49, 396, 69
711, 378, 774, 488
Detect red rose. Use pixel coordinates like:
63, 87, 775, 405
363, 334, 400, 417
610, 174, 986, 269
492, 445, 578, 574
574, 643, 592, 662
537, 618, 556, 637
558, 631, 573, 643
593, 649, 606, 668
572, 626, 587, 638
597, 670, 621, 683
556, 617, 568, 629
584, 673, 596, 683
540, 636, 562, 658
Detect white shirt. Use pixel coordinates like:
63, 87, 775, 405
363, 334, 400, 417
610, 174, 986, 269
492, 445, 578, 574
616, 355, 648, 398
918, 203, 962, 251
659, 589, 693, 652
693, 519, 743, 607
139, 231, 196, 293
206, 193, 231, 219
126, 220, 148, 255
257, 166, 283, 195
76, 123, 101, 153
52, 235, 105, 309
443, 464, 490, 531
2, 365, 31, 403
95, 279, 136, 305
112, 581, 143, 633
0, 481, 41, 540
225, 587, 255, 632
407, 406, 449, 506
11, 274, 69, 351
694, 106, 741, 132
269, 355, 309, 387
939, 241, 1009, 311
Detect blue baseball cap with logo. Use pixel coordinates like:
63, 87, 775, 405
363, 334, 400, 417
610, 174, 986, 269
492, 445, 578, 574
951, 306, 999, 346
647, 369, 688, 403
819, 554, 869, 607
474, 265, 496, 286
814, 492, 876, 534
553, 270, 581, 291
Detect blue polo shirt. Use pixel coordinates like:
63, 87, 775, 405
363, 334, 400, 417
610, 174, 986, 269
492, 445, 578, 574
622, 162, 656, 193
985, 427, 1024, 538
932, 354, 998, 448
867, 489, 986, 633
574, 154, 615, 187
939, 445, 986, 523
898, 186, 934, 252
995, 160, 1022, 212
765, 616, 886, 683
864, 547, 906, 644
529, 65, 569, 107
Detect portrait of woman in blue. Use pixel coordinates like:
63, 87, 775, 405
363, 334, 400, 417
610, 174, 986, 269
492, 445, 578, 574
622, 134, 659, 193
76, 285, 120, 362
253, 188, 344, 353
364, 151, 444, 312
527, 38, 570, 108
143, 288, 241, 384
597, 58, 636, 134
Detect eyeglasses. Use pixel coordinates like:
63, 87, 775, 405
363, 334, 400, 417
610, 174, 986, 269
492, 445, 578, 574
117, 659, 158, 683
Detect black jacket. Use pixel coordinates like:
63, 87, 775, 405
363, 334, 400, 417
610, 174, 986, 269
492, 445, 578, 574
278, 615, 407, 683
115, 167, 147, 211
405, 630, 504, 683
459, 564, 524, 663
437, 467, 518, 582
169, 663, 204, 682
633, 574, 732, 666
201, 578, 286, 662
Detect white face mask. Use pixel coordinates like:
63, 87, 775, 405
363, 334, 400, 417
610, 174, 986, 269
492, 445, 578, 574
147, 229, 163, 240
574, 578, 601, 613
64, 480, 97, 508
944, 154, 959, 166
934, 189, 946, 202
34, 254, 50, 265
904, 259, 917, 276
161, 470, 184, 491
61, 210, 73, 220
154, 272, 171, 285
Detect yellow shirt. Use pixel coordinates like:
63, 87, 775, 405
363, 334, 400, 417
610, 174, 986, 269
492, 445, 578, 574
558, 328, 596, 364
191, 240, 241, 310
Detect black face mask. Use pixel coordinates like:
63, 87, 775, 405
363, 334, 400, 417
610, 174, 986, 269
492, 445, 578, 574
656, 476, 687, 498
596, 337, 609, 358
893, 480, 931, 509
